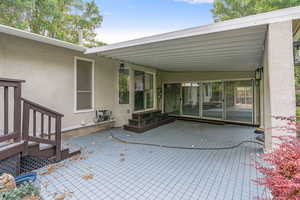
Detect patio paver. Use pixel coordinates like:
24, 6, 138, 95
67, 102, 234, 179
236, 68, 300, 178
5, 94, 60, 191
35, 120, 269, 200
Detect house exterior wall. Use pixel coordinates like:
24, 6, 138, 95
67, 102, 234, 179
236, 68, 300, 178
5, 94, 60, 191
0, 33, 155, 131
262, 20, 296, 151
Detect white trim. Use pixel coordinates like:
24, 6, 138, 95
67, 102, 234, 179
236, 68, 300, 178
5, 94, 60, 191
86, 6, 300, 54
62, 120, 115, 132
74, 56, 95, 113
0, 24, 86, 52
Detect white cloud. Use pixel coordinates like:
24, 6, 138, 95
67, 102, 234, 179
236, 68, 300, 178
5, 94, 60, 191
176, 0, 214, 4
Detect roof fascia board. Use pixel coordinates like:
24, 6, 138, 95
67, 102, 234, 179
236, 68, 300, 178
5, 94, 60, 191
0, 24, 86, 52
86, 6, 300, 54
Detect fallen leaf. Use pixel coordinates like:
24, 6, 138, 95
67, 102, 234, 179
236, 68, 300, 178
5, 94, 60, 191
54, 193, 65, 200
82, 173, 93, 180
39, 164, 64, 175
22, 194, 41, 200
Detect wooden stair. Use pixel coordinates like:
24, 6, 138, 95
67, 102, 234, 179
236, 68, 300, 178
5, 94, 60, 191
27, 142, 80, 161
0, 78, 81, 175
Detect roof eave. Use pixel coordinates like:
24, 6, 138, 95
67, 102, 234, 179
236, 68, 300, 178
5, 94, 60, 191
85, 5, 300, 54
0, 24, 86, 52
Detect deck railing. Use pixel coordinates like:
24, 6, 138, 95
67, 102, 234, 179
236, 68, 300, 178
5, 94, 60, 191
1, 77, 64, 161
22, 98, 64, 161
0, 78, 24, 143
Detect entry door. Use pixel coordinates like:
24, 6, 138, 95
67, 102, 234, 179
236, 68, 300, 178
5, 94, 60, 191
182, 82, 200, 116
202, 81, 224, 119
164, 83, 181, 115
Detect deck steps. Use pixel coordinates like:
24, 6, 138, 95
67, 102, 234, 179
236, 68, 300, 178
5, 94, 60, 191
124, 110, 175, 133
27, 142, 81, 161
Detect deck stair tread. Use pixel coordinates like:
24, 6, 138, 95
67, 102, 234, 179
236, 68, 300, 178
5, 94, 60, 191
0, 140, 24, 151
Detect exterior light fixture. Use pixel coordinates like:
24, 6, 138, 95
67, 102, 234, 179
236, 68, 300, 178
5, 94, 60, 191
255, 67, 263, 81
294, 41, 300, 65
119, 63, 125, 70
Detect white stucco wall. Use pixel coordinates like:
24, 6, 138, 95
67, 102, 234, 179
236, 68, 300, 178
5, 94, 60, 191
0, 33, 156, 131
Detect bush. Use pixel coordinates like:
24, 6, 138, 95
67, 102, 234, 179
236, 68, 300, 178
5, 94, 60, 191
0, 182, 40, 200
255, 135, 300, 199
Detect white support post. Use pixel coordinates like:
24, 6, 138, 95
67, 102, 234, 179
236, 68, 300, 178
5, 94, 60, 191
263, 20, 296, 151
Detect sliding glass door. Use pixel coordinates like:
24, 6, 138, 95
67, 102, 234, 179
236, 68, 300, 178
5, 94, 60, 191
202, 82, 224, 119
182, 83, 200, 116
163, 79, 255, 124
224, 80, 253, 123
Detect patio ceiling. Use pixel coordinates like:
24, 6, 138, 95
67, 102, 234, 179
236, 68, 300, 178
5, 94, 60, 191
88, 26, 267, 72
86, 6, 300, 72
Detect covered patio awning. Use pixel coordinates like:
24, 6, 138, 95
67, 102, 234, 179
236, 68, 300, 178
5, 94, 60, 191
86, 6, 300, 72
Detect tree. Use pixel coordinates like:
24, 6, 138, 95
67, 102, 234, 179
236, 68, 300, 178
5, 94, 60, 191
212, 0, 300, 22
0, 0, 104, 47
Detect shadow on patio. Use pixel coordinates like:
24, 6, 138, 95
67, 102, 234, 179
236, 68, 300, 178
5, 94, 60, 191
35, 120, 269, 200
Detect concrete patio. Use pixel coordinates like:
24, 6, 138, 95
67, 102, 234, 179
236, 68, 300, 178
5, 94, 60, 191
35, 120, 269, 200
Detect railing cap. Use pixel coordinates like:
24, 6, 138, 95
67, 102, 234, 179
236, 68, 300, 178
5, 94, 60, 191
0, 78, 25, 83
22, 98, 64, 117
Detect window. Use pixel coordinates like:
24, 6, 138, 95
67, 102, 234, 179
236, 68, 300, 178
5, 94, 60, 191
119, 67, 129, 104
134, 71, 155, 111
74, 57, 94, 112
235, 87, 252, 105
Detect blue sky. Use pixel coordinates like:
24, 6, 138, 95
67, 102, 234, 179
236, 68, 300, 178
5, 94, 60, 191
94, 0, 214, 44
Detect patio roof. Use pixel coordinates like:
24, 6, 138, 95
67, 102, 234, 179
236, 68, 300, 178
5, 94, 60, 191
0, 24, 86, 52
86, 6, 300, 72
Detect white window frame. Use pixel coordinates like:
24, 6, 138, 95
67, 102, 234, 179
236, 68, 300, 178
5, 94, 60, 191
74, 56, 95, 113
118, 65, 130, 105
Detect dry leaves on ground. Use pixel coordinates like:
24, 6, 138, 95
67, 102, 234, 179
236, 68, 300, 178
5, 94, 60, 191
82, 173, 94, 180
22, 194, 41, 200
39, 163, 64, 176
54, 190, 74, 200
69, 151, 94, 162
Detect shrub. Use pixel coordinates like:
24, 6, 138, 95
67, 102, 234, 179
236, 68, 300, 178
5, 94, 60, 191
254, 115, 300, 200
0, 182, 40, 200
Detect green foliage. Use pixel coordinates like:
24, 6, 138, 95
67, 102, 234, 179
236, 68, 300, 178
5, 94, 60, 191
0, 0, 104, 47
212, 0, 300, 22
0, 182, 40, 200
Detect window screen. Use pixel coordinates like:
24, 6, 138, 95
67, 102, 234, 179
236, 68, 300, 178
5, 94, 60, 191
76, 59, 93, 111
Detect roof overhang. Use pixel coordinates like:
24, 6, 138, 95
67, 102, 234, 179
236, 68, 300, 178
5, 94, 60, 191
86, 6, 300, 72
0, 24, 86, 52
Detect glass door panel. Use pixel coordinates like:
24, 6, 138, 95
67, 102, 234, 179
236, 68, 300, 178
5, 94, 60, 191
164, 83, 181, 115
225, 80, 253, 123
134, 71, 145, 111
182, 83, 200, 116
202, 82, 223, 119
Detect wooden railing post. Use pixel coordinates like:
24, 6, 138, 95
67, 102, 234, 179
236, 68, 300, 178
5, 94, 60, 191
4, 86, 8, 135
14, 83, 22, 142
22, 102, 30, 155
55, 115, 62, 161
